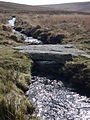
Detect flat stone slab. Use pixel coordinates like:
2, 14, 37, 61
15, 44, 90, 63
0, 45, 5, 48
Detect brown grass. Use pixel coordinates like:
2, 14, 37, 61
14, 13, 90, 44
0, 2, 90, 44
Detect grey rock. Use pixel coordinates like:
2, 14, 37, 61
15, 44, 90, 63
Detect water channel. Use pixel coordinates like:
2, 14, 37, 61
9, 17, 90, 120
27, 73, 90, 120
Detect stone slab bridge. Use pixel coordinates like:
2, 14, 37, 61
15, 44, 90, 64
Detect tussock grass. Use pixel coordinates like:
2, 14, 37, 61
0, 47, 37, 120
0, 24, 24, 46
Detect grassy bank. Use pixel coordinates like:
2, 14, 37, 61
0, 46, 39, 120
58, 55, 90, 96
0, 23, 39, 119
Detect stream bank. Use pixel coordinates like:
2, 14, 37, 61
31, 59, 90, 96
14, 25, 65, 44
0, 47, 39, 120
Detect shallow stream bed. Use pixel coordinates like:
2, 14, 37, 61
27, 75, 90, 120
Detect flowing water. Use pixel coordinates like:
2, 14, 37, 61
13, 29, 42, 44
27, 75, 90, 120
8, 18, 42, 44
8, 18, 90, 120
8, 17, 16, 27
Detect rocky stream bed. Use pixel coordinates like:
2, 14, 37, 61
8, 17, 90, 120
26, 74, 90, 120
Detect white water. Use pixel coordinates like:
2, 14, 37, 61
8, 17, 42, 44
13, 28, 42, 44
25, 37, 42, 44
8, 17, 16, 27
28, 76, 90, 120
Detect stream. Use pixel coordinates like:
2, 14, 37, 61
16, 29, 90, 120
8, 17, 42, 44
27, 74, 90, 120
8, 17, 90, 120
15, 29, 90, 120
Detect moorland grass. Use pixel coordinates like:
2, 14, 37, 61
0, 47, 38, 120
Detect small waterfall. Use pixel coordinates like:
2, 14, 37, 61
8, 17, 16, 27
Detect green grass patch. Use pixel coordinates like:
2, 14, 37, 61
0, 47, 38, 120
